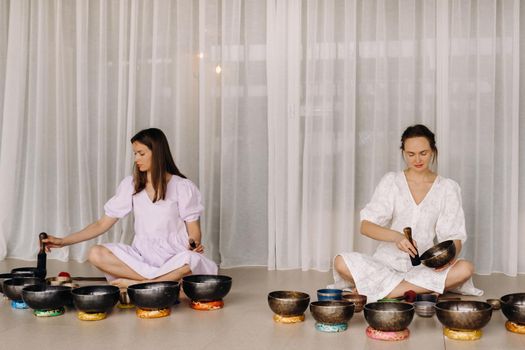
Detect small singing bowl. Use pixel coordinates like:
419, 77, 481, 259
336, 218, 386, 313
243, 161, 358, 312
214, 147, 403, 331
364, 302, 415, 331
435, 301, 493, 331
486, 299, 501, 311
500, 293, 525, 324
0, 273, 34, 294
3, 277, 45, 301
317, 288, 343, 301
268, 291, 310, 317
420, 240, 456, 268
414, 301, 436, 317
310, 300, 355, 324
342, 293, 367, 312
416, 294, 438, 303
46, 276, 73, 286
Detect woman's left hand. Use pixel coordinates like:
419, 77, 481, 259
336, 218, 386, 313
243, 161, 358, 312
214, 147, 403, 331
434, 258, 457, 272
188, 239, 204, 253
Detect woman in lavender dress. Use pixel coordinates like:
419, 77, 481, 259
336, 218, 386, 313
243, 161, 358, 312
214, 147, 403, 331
44, 128, 218, 288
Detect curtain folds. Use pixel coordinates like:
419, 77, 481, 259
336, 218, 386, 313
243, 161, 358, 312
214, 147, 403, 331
0, 0, 523, 276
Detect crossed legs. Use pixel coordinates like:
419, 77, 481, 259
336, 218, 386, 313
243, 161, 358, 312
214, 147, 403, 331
333, 255, 475, 298
88, 245, 191, 288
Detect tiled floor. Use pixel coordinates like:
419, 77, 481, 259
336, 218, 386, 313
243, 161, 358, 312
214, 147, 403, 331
0, 258, 524, 349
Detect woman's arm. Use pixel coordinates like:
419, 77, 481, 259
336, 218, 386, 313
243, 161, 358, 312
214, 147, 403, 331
361, 220, 418, 257
43, 215, 118, 250
186, 220, 204, 253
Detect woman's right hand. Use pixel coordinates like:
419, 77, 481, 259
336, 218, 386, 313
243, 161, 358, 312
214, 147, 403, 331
395, 235, 418, 258
42, 235, 66, 252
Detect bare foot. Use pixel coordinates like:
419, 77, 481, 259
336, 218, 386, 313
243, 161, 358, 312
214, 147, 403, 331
110, 278, 142, 289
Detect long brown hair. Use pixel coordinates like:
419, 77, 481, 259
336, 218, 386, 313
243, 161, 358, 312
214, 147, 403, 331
130, 128, 186, 202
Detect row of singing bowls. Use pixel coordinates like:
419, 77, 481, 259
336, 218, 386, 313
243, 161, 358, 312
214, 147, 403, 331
364, 302, 415, 331
268, 291, 310, 317
127, 281, 180, 309
72, 285, 120, 313
435, 301, 492, 331
310, 300, 355, 324
22, 285, 72, 310
182, 275, 232, 301
420, 240, 456, 268
501, 293, 525, 324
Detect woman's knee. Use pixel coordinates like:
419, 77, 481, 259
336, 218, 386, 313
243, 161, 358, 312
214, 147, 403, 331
87, 245, 109, 266
334, 255, 353, 280
453, 260, 474, 282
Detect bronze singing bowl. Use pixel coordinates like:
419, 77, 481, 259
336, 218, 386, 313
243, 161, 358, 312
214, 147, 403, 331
310, 300, 355, 324
500, 293, 525, 324
435, 301, 492, 331
341, 293, 367, 312
364, 302, 415, 331
420, 240, 456, 268
268, 291, 310, 317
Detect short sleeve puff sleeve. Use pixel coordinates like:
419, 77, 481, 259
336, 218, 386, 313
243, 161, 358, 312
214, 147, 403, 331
104, 176, 134, 219
360, 172, 396, 227
435, 179, 467, 243
177, 179, 204, 222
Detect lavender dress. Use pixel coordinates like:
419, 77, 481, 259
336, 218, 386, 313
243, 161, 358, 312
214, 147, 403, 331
102, 175, 218, 281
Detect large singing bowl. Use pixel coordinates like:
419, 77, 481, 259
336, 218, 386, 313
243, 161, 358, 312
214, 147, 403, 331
420, 240, 456, 268
310, 300, 355, 325
435, 301, 493, 331
268, 291, 310, 317
364, 302, 415, 331
0, 273, 34, 294
22, 285, 72, 310
182, 275, 232, 302
127, 281, 180, 309
72, 285, 120, 313
3, 277, 45, 301
500, 293, 525, 324
11, 267, 46, 279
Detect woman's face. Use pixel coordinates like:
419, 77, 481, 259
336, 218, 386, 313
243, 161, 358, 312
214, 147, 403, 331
403, 137, 433, 172
133, 141, 152, 173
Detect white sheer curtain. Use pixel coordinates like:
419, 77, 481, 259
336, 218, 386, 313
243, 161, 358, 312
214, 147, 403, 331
267, 0, 524, 275
0, 0, 201, 262
0, 0, 524, 276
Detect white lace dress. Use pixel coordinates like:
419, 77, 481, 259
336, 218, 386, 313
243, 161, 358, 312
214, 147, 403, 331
333, 171, 482, 302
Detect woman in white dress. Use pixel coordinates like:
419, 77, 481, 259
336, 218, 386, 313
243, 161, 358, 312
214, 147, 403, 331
333, 125, 475, 302
43, 128, 218, 288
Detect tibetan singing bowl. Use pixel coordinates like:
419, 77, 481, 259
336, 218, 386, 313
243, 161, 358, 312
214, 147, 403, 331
500, 293, 525, 324
127, 281, 180, 309
435, 301, 493, 331
310, 300, 355, 324
414, 301, 436, 317
420, 240, 456, 268
342, 293, 367, 312
72, 285, 120, 313
0, 273, 34, 294
268, 291, 310, 317
22, 285, 72, 311
364, 302, 415, 331
182, 275, 232, 302
3, 277, 45, 301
